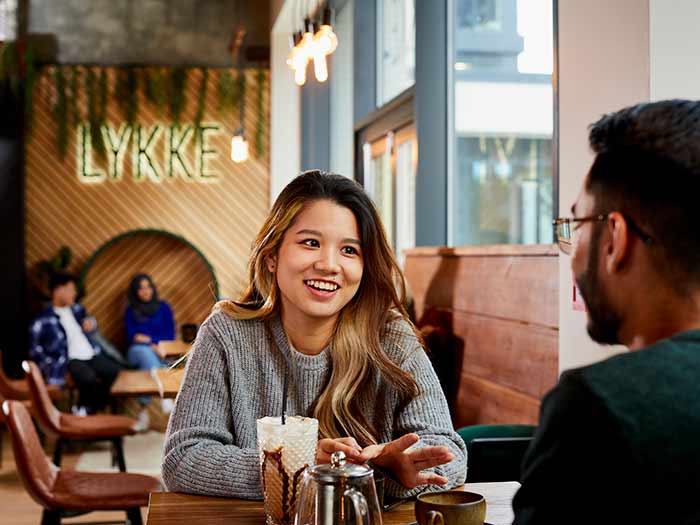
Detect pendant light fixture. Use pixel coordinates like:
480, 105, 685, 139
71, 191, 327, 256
287, 1, 338, 86
231, 128, 249, 163
314, 8, 338, 55
230, 70, 249, 163
229, 26, 249, 163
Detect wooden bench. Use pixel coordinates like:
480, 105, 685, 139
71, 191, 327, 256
404, 245, 559, 427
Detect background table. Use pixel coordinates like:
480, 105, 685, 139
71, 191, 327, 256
157, 340, 191, 358
146, 482, 519, 524
110, 369, 184, 399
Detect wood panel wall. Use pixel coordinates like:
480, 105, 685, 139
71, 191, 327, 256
24, 67, 269, 315
404, 245, 559, 428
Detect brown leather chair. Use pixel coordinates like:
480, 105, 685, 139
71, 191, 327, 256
0, 351, 62, 468
3, 399, 159, 525
23, 360, 138, 471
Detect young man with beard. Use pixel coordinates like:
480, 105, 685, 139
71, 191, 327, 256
512, 100, 700, 524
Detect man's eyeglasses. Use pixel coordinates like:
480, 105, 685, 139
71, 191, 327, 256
553, 214, 654, 254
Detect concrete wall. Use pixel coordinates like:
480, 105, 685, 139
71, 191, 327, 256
557, 0, 649, 373
28, 0, 269, 66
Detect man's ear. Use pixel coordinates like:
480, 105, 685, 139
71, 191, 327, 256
605, 212, 632, 274
266, 255, 277, 273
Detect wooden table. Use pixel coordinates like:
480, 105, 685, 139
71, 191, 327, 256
158, 340, 191, 358
110, 368, 184, 399
146, 482, 519, 524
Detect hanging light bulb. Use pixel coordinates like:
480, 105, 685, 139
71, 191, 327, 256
313, 52, 328, 83
231, 129, 249, 163
287, 32, 308, 86
286, 32, 304, 70
305, 21, 327, 83
294, 63, 307, 86
314, 8, 338, 55
301, 18, 315, 58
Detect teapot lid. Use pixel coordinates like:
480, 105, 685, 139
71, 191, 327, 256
308, 451, 374, 482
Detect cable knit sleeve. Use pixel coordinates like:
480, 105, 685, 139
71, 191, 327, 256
161, 314, 263, 499
381, 323, 468, 499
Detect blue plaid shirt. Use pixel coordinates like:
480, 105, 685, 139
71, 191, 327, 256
29, 303, 102, 387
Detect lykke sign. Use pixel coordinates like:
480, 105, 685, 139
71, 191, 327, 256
77, 122, 223, 183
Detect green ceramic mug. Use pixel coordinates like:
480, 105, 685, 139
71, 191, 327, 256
415, 490, 486, 525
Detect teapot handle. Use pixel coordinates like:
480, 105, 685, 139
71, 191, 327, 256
344, 488, 370, 525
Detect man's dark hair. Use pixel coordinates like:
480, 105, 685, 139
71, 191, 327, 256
587, 99, 700, 291
49, 272, 76, 292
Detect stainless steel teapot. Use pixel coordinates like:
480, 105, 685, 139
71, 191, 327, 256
295, 451, 383, 525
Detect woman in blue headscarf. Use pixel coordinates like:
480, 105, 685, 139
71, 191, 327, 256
125, 273, 175, 430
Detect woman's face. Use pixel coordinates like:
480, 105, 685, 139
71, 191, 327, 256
271, 199, 364, 326
137, 278, 154, 302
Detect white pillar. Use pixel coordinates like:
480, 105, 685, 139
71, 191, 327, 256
270, 2, 301, 206
557, 0, 650, 373
650, 0, 700, 100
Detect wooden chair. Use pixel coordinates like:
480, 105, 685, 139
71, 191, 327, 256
2, 399, 160, 525
23, 360, 138, 471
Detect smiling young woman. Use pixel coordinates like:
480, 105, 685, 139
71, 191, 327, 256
162, 170, 467, 500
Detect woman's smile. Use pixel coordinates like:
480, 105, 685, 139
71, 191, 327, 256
272, 199, 363, 325
304, 279, 341, 297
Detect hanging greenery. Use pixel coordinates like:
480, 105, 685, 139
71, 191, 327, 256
22, 45, 38, 135
144, 67, 167, 114
115, 67, 139, 125
98, 68, 109, 122
255, 69, 265, 157
86, 67, 107, 158
194, 68, 208, 143
0, 41, 19, 96
195, 68, 208, 124
18, 63, 269, 159
69, 66, 82, 127
168, 67, 188, 125
217, 70, 237, 111
0, 43, 38, 133
237, 69, 247, 117
52, 67, 69, 158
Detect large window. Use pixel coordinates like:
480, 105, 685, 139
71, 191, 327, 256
449, 0, 554, 246
377, 0, 415, 105
0, 0, 17, 40
364, 123, 417, 264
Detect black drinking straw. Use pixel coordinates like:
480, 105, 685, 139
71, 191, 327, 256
281, 368, 288, 425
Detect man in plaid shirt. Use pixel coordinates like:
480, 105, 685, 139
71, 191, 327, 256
29, 272, 122, 414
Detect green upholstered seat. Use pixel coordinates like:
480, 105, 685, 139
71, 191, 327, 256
458, 424, 536, 483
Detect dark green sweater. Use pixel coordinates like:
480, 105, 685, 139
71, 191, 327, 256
513, 330, 700, 525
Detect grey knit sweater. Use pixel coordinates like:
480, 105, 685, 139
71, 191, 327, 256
161, 311, 467, 499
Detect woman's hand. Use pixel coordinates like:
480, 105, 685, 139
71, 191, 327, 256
316, 437, 363, 464
134, 333, 152, 344
152, 343, 167, 359
357, 433, 454, 489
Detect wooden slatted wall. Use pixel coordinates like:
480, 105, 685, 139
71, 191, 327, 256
25, 67, 269, 326
404, 245, 559, 427
81, 232, 215, 349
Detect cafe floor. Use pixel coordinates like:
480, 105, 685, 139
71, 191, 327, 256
0, 428, 149, 524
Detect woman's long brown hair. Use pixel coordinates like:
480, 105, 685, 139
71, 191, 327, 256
216, 170, 419, 446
